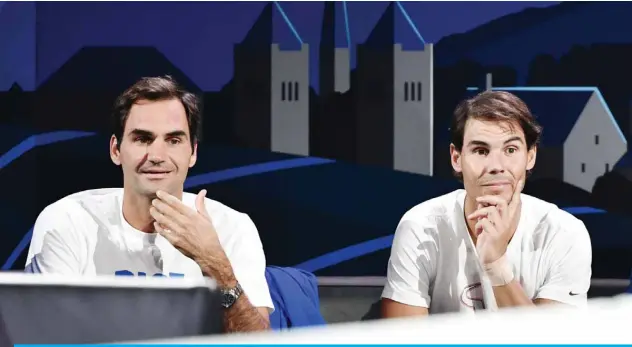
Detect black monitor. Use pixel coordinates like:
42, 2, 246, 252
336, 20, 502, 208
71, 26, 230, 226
0, 272, 223, 345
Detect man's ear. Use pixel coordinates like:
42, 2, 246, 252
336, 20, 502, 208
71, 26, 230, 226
527, 145, 537, 171
450, 143, 462, 175
110, 135, 121, 166
189, 142, 198, 168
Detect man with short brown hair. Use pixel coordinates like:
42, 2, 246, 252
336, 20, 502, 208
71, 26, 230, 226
381, 90, 592, 317
25, 76, 274, 332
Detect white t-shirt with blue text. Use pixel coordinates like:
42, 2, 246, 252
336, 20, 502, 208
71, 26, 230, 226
25, 188, 274, 312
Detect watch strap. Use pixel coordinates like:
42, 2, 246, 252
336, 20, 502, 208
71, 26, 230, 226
221, 281, 243, 308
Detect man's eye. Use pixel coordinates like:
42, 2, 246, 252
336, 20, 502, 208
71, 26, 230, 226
473, 148, 488, 156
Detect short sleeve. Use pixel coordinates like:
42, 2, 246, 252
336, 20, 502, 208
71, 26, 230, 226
381, 218, 438, 308
225, 214, 275, 313
535, 219, 592, 307
25, 203, 85, 274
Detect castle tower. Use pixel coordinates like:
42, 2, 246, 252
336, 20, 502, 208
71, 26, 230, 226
271, 43, 310, 156
355, 2, 433, 175
319, 1, 350, 95
393, 43, 433, 176
233, 2, 310, 156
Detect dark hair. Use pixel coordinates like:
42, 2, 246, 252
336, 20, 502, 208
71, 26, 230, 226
112, 75, 201, 151
449, 90, 543, 179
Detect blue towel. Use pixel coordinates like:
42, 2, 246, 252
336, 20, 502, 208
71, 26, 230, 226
265, 266, 327, 329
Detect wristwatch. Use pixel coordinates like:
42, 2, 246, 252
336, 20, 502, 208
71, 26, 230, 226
221, 282, 243, 309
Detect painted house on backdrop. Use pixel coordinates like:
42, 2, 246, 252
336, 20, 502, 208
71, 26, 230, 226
354, 2, 434, 176
466, 85, 627, 193
233, 3, 309, 156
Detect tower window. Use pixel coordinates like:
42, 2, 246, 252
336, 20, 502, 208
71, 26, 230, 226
410, 82, 416, 101
281, 82, 286, 101
581, 163, 586, 173
417, 82, 422, 101
595, 135, 599, 145
606, 163, 610, 172
294, 82, 299, 102
289, 81, 294, 101
404, 82, 409, 102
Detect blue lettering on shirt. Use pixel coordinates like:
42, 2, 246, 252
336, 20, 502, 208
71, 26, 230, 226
115, 270, 185, 277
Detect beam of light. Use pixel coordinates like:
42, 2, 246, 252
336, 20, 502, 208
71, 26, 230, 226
342, 1, 351, 49
0, 130, 96, 170
273, 1, 303, 45
395, 1, 426, 45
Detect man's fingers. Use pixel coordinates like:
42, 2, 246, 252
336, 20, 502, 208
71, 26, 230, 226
476, 195, 507, 210
476, 218, 498, 236
195, 189, 210, 218
156, 190, 196, 217
154, 222, 176, 241
150, 207, 183, 234
467, 206, 497, 221
152, 199, 188, 228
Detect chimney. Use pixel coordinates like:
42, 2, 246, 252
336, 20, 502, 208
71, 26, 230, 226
485, 73, 493, 91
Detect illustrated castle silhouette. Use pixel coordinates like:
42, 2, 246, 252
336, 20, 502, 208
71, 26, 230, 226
233, 1, 434, 176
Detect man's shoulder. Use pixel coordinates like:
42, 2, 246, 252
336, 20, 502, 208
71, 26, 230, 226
521, 193, 590, 243
393, 190, 463, 242
401, 189, 463, 226
38, 188, 122, 219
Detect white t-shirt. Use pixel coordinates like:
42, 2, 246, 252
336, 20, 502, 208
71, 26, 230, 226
25, 188, 274, 312
382, 189, 592, 314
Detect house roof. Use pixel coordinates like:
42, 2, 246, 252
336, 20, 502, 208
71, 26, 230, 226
465, 87, 626, 147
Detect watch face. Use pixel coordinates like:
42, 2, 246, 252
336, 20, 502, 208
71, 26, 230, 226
222, 293, 236, 307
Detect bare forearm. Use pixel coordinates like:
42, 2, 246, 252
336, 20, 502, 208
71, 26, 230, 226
223, 292, 270, 332
196, 252, 270, 332
492, 281, 535, 308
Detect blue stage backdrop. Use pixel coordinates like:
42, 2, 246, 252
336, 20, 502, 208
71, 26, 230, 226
0, 1, 631, 278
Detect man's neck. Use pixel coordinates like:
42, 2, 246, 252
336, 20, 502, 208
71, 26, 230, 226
463, 194, 480, 244
121, 189, 184, 233
122, 191, 155, 233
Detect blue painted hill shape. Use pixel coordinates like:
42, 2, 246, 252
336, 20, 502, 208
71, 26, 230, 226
434, 2, 632, 82
37, 46, 201, 93
436, 1, 587, 59
214, 160, 461, 238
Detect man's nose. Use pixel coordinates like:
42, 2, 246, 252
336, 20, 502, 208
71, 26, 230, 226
147, 141, 167, 163
486, 151, 505, 174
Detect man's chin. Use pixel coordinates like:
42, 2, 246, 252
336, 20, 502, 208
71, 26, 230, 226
480, 185, 514, 203
138, 183, 174, 197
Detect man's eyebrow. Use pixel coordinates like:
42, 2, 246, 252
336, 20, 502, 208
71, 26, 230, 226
165, 130, 188, 138
504, 136, 524, 144
466, 136, 524, 147
467, 140, 489, 147
128, 129, 154, 137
